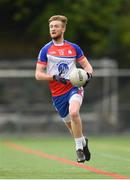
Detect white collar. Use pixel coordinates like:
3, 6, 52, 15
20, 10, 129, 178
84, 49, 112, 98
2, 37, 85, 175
52, 40, 64, 46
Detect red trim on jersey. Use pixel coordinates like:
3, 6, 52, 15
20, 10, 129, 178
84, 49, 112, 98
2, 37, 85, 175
76, 55, 85, 62
37, 61, 47, 65
49, 80, 73, 96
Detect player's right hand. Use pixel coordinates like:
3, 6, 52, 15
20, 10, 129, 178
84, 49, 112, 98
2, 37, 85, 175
53, 75, 67, 85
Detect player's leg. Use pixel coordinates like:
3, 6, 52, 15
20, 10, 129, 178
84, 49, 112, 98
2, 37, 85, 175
64, 120, 73, 135
64, 116, 91, 161
68, 94, 85, 162
60, 102, 85, 163
64, 116, 84, 139
52, 89, 90, 162
69, 93, 91, 162
69, 100, 82, 138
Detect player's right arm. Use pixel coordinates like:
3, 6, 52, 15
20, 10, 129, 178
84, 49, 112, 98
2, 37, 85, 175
35, 44, 54, 81
35, 63, 67, 84
35, 44, 67, 84
35, 63, 53, 81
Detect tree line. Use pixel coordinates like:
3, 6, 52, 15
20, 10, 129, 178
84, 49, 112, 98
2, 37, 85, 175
1, 0, 130, 67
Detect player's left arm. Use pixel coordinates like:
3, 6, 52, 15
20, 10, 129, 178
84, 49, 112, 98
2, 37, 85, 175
79, 57, 93, 75
78, 57, 93, 86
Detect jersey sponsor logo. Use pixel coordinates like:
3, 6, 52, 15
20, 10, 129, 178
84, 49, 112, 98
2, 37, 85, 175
50, 51, 56, 55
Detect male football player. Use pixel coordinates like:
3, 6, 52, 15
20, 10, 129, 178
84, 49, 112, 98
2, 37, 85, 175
35, 15, 93, 163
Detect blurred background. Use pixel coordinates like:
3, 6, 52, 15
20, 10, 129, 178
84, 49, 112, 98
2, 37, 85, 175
0, 0, 130, 135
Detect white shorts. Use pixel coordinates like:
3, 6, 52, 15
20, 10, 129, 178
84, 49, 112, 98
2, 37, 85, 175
69, 93, 83, 106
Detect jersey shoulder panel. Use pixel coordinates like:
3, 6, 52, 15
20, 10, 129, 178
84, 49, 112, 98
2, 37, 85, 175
65, 40, 84, 59
38, 41, 53, 63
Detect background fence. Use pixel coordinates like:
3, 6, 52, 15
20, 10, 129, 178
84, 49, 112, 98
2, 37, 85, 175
0, 59, 130, 135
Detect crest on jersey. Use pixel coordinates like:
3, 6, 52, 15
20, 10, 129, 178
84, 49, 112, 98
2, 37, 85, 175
58, 63, 69, 76
68, 50, 72, 54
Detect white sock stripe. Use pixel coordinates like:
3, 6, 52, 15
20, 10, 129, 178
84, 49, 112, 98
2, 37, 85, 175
75, 137, 83, 150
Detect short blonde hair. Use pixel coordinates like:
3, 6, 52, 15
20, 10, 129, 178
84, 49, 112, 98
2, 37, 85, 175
49, 15, 68, 27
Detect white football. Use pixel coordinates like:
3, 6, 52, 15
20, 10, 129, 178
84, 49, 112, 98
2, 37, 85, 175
69, 68, 87, 87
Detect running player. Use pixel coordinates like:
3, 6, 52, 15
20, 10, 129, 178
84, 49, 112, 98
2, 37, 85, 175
35, 15, 93, 163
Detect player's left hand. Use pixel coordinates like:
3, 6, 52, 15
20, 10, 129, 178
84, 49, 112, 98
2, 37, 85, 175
53, 75, 67, 85
83, 72, 92, 87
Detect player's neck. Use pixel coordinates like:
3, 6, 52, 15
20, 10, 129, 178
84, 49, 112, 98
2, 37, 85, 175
52, 37, 64, 46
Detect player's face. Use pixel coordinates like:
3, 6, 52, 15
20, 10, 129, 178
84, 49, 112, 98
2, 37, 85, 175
49, 20, 65, 40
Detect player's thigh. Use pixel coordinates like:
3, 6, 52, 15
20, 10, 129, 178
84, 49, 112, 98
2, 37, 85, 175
69, 93, 83, 113
69, 97, 82, 118
69, 100, 81, 115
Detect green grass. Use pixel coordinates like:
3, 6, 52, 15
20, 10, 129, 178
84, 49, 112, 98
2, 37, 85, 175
0, 135, 130, 179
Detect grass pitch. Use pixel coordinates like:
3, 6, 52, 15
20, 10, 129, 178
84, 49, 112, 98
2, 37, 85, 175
0, 135, 130, 179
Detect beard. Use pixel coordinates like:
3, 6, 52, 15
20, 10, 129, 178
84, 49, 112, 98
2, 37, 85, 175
51, 32, 63, 41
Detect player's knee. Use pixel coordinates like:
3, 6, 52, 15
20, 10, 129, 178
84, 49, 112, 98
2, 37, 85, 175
69, 109, 79, 119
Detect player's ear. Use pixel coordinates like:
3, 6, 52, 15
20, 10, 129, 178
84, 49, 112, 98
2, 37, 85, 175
62, 26, 66, 33
61, 22, 66, 32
